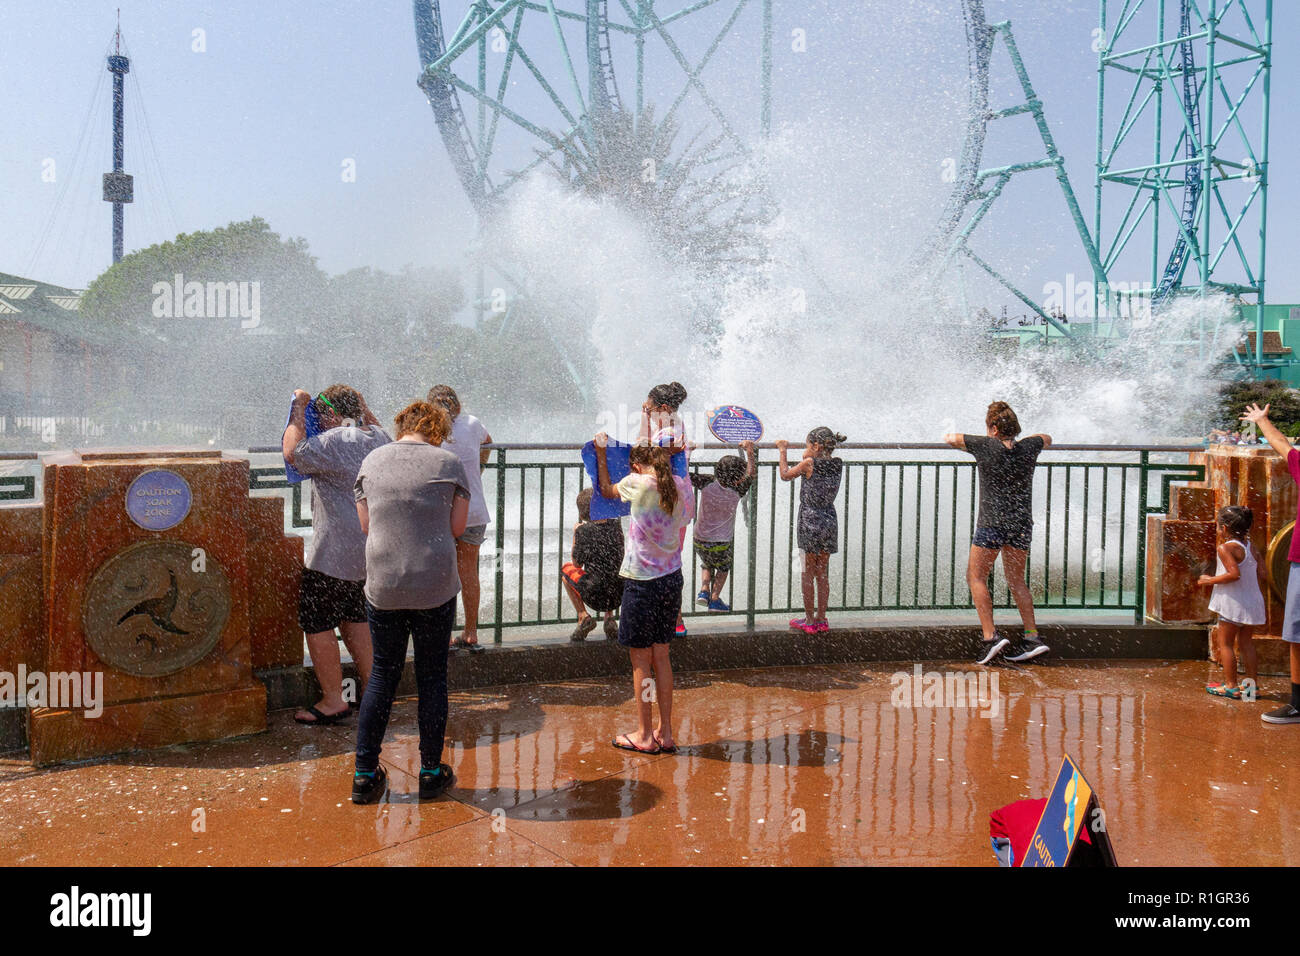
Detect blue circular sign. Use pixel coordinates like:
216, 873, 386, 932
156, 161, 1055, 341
125, 469, 192, 532
707, 405, 764, 443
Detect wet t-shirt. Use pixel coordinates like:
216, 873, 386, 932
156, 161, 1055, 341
616, 472, 694, 580
354, 441, 470, 610
573, 519, 624, 583
292, 424, 392, 581
962, 434, 1045, 531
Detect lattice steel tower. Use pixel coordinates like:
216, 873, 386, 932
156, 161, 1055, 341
1095, 0, 1272, 361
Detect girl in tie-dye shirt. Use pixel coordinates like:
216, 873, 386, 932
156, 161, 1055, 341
594, 438, 693, 756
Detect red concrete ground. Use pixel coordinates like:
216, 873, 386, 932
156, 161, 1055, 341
1, 659, 1296, 866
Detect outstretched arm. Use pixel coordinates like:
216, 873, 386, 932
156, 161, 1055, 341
942, 433, 965, 450
776, 440, 811, 480
1242, 403, 1292, 459
594, 433, 620, 499
1032, 433, 1053, 449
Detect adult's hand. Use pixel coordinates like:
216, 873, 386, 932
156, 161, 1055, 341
1240, 402, 1271, 424
1242, 402, 1293, 458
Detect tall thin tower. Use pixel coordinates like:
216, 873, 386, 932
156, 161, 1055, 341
102, 12, 133, 264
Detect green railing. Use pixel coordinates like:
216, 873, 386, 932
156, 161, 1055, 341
472, 445, 1203, 639
0, 444, 1205, 637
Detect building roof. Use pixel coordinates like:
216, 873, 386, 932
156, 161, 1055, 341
0, 271, 126, 348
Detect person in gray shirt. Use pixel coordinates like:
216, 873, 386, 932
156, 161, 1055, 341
283, 384, 391, 725
350, 400, 470, 804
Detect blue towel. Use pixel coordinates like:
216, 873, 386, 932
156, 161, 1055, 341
282, 399, 321, 484
580, 440, 688, 520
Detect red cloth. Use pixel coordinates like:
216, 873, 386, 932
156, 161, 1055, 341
990, 797, 1091, 867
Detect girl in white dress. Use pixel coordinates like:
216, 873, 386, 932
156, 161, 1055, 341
1198, 506, 1265, 699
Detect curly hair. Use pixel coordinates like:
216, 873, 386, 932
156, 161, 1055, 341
393, 400, 451, 445
318, 384, 363, 421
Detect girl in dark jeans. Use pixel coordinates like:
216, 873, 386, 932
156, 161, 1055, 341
350, 400, 471, 804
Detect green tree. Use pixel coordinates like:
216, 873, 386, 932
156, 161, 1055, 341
1217, 379, 1300, 435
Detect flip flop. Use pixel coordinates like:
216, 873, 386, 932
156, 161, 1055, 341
1207, 684, 1243, 699
611, 733, 660, 754
294, 705, 349, 726
452, 637, 487, 654
653, 732, 678, 754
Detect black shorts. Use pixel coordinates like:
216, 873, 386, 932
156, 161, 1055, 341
973, 525, 1032, 551
561, 562, 625, 612
298, 567, 367, 634
618, 569, 684, 649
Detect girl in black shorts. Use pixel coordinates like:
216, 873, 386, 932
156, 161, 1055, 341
944, 402, 1053, 665
593, 436, 694, 755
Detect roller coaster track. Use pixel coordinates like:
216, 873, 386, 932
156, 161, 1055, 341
414, 0, 623, 214
905, 0, 992, 280
414, 0, 488, 211
587, 0, 622, 116
1151, 0, 1204, 309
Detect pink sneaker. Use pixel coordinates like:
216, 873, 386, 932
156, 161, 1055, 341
788, 618, 816, 634
815, 620, 830, 633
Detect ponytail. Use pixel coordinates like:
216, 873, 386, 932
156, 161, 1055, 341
652, 447, 678, 515
629, 444, 679, 515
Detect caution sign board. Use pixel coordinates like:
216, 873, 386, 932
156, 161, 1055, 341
1023, 755, 1117, 867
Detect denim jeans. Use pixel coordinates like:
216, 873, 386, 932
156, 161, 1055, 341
355, 597, 456, 773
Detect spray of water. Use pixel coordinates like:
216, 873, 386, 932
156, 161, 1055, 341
480, 125, 1241, 445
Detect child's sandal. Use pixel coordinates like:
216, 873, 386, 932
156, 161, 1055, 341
1206, 684, 1242, 699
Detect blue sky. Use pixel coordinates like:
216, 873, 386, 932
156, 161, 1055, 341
2, 0, 1294, 310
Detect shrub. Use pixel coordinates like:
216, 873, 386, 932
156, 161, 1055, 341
1217, 379, 1300, 432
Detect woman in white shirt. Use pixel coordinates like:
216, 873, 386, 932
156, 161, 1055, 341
427, 385, 492, 653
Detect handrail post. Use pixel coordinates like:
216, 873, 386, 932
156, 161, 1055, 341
746, 477, 758, 632
1134, 450, 1149, 624
493, 448, 506, 644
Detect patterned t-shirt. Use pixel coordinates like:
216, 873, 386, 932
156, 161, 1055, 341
617, 472, 695, 580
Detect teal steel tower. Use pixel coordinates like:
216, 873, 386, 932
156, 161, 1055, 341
1095, 0, 1272, 362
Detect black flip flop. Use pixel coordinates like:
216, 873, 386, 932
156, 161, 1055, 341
611, 733, 661, 754
295, 705, 348, 726
653, 733, 678, 754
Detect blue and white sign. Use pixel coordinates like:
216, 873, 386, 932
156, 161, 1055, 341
125, 469, 192, 532
707, 405, 764, 443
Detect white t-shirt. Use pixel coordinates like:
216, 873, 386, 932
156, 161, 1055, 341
695, 481, 743, 542
444, 414, 491, 526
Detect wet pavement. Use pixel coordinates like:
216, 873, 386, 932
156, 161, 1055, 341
1, 659, 1296, 866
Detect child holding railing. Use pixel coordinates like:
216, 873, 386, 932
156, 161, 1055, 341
778, 427, 846, 634
690, 440, 757, 612
1198, 505, 1264, 700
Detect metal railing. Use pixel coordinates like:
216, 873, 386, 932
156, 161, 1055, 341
0, 443, 1206, 638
